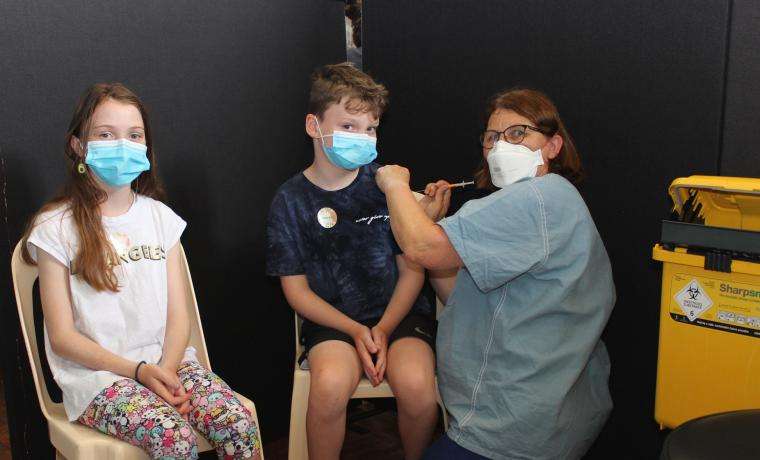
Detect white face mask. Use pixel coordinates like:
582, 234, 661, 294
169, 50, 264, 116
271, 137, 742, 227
486, 140, 544, 188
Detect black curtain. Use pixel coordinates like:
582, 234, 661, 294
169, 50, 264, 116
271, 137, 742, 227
721, 0, 760, 176
0, 1, 345, 457
364, 1, 732, 458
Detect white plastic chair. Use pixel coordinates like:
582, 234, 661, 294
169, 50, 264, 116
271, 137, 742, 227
10, 241, 264, 459
287, 305, 449, 460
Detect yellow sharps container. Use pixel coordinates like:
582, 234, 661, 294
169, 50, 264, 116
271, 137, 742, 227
653, 176, 760, 429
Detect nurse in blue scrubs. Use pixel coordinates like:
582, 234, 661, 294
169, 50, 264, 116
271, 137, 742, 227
376, 88, 615, 460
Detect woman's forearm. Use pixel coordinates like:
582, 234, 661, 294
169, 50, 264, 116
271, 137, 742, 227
384, 182, 442, 261
384, 182, 463, 270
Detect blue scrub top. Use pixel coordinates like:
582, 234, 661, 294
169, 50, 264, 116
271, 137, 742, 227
437, 174, 615, 460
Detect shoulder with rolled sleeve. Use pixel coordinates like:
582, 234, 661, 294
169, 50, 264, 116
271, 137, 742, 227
26, 204, 75, 266
438, 178, 549, 292
142, 195, 186, 251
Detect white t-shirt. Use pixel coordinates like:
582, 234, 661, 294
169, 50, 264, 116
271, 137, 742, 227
27, 194, 197, 420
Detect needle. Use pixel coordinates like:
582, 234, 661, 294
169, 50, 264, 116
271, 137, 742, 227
414, 180, 474, 194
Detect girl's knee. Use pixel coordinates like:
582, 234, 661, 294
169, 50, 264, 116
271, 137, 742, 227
144, 413, 199, 459
201, 399, 261, 459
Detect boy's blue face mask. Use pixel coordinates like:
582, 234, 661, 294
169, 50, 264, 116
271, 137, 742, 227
84, 139, 151, 187
315, 118, 378, 170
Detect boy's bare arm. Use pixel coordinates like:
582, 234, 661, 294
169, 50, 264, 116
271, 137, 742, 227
376, 254, 425, 335
281, 274, 367, 336
428, 268, 459, 305
280, 274, 379, 381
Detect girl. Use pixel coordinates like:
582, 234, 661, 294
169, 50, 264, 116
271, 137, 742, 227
22, 83, 261, 460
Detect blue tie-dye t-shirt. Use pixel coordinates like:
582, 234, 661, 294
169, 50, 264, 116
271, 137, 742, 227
266, 163, 432, 322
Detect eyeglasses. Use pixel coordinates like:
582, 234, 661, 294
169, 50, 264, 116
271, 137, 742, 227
479, 124, 545, 149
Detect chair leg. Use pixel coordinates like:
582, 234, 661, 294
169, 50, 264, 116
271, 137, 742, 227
288, 371, 310, 460
440, 402, 450, 432
436, 382, 449, 432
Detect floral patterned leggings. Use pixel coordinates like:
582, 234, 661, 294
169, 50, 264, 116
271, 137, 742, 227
78, 361, 261, 459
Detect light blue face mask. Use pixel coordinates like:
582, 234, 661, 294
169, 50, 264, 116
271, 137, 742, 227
84, 139, 151, 187
315, 118, 378, 170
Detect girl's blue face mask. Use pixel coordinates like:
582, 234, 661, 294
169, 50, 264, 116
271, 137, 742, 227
315, 118, 378, 170
84, 139, 151, 187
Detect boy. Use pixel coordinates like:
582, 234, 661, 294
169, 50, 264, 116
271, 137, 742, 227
266, 63, 438, 460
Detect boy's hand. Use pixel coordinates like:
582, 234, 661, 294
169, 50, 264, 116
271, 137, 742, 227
420, 180, 452, 222
351, 323, 380, 385
370, 325, 389, 385
376, 165, 411, 193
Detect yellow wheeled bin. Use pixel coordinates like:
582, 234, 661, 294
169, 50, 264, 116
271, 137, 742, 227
653, 176, 760, 429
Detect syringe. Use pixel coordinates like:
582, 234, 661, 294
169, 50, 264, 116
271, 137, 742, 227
414, 180, 475, 194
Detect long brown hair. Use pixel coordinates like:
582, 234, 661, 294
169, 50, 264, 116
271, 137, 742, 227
474, 88, 584, 189
21, 82, 166, 292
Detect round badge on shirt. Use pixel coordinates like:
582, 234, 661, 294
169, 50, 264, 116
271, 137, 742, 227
317, 207, 338, 228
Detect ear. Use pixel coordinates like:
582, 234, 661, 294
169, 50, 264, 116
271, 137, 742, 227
543, 134, 563, 160
305, 114, 319, 139
70, 136, 85, 158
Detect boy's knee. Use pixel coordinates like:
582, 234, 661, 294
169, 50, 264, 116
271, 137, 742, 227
308, 371, 354, 415
392, 372, 437, 409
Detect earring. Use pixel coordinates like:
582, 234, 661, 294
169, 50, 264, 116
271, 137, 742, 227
77, 163, 86, 174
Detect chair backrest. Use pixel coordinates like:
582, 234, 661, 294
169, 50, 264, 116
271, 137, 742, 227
10, 241, 210, 419
294, 314, 305, 367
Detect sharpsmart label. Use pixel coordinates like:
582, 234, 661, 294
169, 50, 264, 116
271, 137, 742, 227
669, 273, 760, 338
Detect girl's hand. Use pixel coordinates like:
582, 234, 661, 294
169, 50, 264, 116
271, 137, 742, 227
370, 325, 389, 385
351, 323, 379, 385
173, 383, 192, 419
158, 362, 193, 418
420, 180, 452, 222
137, 363, 190, 408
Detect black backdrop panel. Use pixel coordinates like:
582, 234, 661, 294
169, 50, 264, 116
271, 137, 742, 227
721, 0, 760, 177
0, 1, 344, 456
364, 1, 729, 458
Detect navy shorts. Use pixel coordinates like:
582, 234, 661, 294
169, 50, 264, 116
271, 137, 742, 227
300, 313, 436, 361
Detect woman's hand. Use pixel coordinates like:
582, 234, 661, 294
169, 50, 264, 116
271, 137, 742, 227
137, 363, 191, 411
351, 323, 380, 385
376, 165, 411, 193
420, 180, 452, 222
370, 325, 389, 385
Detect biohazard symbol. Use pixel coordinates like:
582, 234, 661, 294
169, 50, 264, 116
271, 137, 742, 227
686, 284, 701, 300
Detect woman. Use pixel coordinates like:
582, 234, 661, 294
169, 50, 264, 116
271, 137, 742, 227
23, 83, 261, 459
376, 88, 614, 460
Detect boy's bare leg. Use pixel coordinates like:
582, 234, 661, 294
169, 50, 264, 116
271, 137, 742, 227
307, 340, 363, 460
386, 337, 438, 460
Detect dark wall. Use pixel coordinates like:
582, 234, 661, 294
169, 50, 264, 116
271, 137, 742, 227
364, 1, 732, 458
0, 1, 345, 457
721, 0, 760, 176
